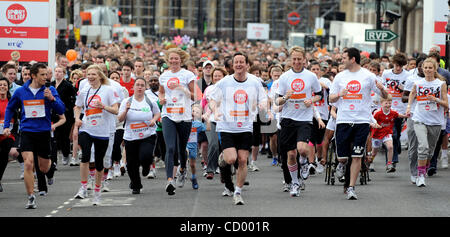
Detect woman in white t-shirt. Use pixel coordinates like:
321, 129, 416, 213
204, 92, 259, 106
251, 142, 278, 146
118, 78, 160, 194
73, 65, 120, 205
158, 48, 196, 195
406, 58, 448, 187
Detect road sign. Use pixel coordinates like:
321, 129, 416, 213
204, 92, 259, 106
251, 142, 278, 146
365, 29, 398, 42
288, 12, 300, 26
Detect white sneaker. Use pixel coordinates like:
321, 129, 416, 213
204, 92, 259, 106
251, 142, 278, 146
335, 162, 346, 179
316, 163, 324, 174
147, 169, 156, 179
69, 157, 79, 166
290, 183, 300, 197
101, 180, 111, 192
300, 164, 310, 180
416, 175, 426, 187
410, 175, 417, 184
74, 187, 88, 199
26, 195, 37, 209
176, 170, 187, 188
62, 156, 69, 165
113, 164, 121, 177
441, 156, 449, 169
346, 187, 358, 200
233, 193, 245, 205
282, 182, 291, 192
106, 171, 113, 180
250, 162, 259, 172
215, 167, 220, 174
222, 187, 233, 197
20, 171, 24, 180
92, 191, 101, 206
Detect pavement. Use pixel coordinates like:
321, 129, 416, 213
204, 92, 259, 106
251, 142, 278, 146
0, 150, 449, 217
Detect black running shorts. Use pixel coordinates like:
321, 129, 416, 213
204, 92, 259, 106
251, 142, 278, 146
279, 118, 312, 152
19, 131, 51, 159
220, 132, 253, 151
335, 123, 370, 159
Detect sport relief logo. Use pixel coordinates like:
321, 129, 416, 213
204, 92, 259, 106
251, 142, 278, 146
167, 78, 180, 90
87, 95, 102, 108
6, 4, 27, 25
346, 80, 361, 93
291, 79, 305, 92
233, 90, 248, 105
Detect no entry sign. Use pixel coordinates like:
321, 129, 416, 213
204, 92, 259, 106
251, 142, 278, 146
288, 12, 300, 26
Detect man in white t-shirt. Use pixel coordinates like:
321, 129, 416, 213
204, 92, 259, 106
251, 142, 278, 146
276, 46, 322, 197
209, 52, 267, 205
329, 47, 388, 200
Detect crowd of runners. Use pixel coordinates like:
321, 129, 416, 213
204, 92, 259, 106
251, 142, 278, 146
0, 39, 449, 209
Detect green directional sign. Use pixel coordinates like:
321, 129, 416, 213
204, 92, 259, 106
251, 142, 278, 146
365, 29, 398, 42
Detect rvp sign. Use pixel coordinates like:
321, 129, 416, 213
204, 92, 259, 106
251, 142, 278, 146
365, 29, 398, 42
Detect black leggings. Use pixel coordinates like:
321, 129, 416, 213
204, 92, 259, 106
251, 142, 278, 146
111, 129, 124, 163
124, 135, 156, 190
0, 138, 14, 181
162, 117, 191, 178
78, 132, 109, 171
55, 120, 73, 157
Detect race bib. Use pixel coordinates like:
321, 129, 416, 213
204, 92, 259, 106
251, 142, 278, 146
342, 94, 363, 112
417, 96, 438, 111
129, 122, 150, 139
85, 108, 104, 127
24, 99, 45, 118
166, 92, 186, 114
188, 127, 198, 143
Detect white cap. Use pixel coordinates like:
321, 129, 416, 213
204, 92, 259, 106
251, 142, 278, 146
203, 60, 214, 68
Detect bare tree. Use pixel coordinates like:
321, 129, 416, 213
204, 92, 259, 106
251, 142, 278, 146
399, 0, 421, 52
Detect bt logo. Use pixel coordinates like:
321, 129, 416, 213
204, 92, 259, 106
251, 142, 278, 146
8, 40, 24, 48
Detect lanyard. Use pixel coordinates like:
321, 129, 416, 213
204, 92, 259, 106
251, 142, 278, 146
85, 85, 102, 109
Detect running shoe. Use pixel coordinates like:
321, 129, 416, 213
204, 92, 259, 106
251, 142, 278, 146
74, 187, 88, 199
26, 195, 37, 209
62, 156, 69, 165
271, 157, 278, 166
335, 162, 346, 179
300, 181, 306, 191
120, 166, 126, 176
416, 175, 426, 187
92, 191, 101, 206
290, 183, 300, 197
369, 163, 376, 172
441, 156, 449, 169
308, 163, 316, 176
233, 193, 245, 205
106, 171, 113, 180
132, 189, 141, 194
39, 191, 47, 196
215, 167, 220, 174
176, 170, 187, 188
20, 171, 24, 180
386, 163, 396, 173
222, 187, 233, 197
206, 173, 214, 180
191, 178, 199, 189
282, 182, 291, 192
165, 180, 176, 195
113, 164, 121, 177
316, 162, 324, 174
101, 180, 111, 192
346, 187, 358, 200
87, 177, 94, 191
300, 163, 310, 180
410, 176, 417, 184
47, 177, 54, 185
69, 157, 79, 166
250, 162, 260, 172
147, 169, 156, 179
427, 167, 436, 177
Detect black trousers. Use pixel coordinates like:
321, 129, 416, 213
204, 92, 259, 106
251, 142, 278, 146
0, 138, 14, 181
111, 129, 124, 163
124, 135, 156, 190
55, 120, 73, 157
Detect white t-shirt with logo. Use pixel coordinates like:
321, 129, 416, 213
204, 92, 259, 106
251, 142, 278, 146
210, 74, 267, 133
314, 77, 332, 120
119, 95, 160, 141
277, 68, 322, 122
403, 73, 424, 115
159, 69, 195, 122
330, 68, 382, 124
382, 69, 410, 114
412, 78, 446, 126
76, 85, 120, 138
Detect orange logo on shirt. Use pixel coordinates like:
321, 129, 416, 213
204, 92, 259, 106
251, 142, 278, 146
167, 77, 180, 90
233, 90, 248, 104
291, 79, 305, 92
346, 80, 361, 93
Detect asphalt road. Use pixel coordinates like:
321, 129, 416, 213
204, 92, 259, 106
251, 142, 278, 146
1, 150, 449, 217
